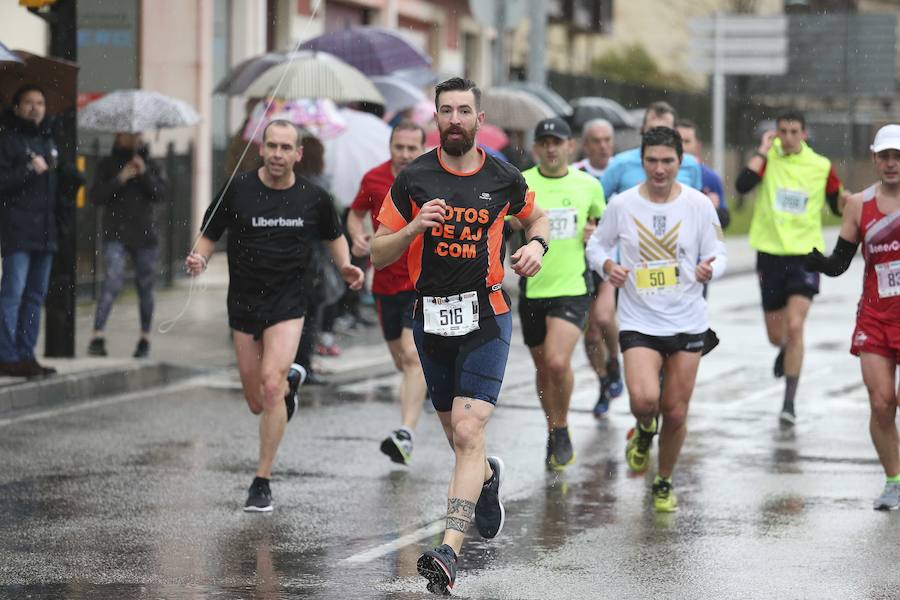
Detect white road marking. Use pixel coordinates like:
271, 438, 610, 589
0, 376, 208, 428
342, 519, 445, 564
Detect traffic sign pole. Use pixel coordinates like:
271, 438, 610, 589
713, 13, 725, 176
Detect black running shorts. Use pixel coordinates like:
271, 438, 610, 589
230, 312, 306, 341
518, 295, 591, 348
619, 330, 707, 358
374, 291, 416, 342
756, 251, 820, 312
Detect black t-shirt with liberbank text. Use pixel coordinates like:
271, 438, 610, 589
203, 170, 342, 322
377, 148, 534, 317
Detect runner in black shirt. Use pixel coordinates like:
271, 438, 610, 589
186, 120, 363, 512
373, 77, 549, 595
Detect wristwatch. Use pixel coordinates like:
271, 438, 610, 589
529, 235, 549, 255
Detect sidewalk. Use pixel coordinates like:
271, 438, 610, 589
0, 229, 839, 412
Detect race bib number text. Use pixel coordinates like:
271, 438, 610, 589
546, 207, 578, 240
634, 260, 679, 295
775, 188, 809, 215
423, 291, 480, 336
875, 261, 900, 299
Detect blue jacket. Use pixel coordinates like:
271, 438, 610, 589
600, 148, 703, 199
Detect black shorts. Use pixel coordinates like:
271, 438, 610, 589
519, 295, 591, 348
619, 330, 708, 358
374, 291, 415, 342
589, 271, 603, 298
756, 251, 820, 312
230, 312, 306, 341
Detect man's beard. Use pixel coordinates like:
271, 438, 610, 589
439, 124, 477, 157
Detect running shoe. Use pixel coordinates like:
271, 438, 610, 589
873, 482, 900, 511
773, 348, 785, 378
87, 337, 107, 357
284, 363, 307, 422
652, 477, 678, 512
607, 377, 624, 399
315, 343, 342, 356
417, 543, 457, 595
133, 338, 150, 358
380, 428, 413, 465
625, 418, 657, 474
606, 357, 624, 398
593, 381, 612, 419
547, 427, 575, 470
779, 405, 796, 426
474, 456, 505, 539
243, 477, 273, 512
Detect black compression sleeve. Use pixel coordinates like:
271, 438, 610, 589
735, 168, 762, 194
825, 191, 841, 216
804, 236, 858, 277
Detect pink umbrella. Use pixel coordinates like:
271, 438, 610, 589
425, 123, 509, 151
242, 98, 346, 144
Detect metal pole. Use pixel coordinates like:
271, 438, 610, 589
527, 0, 546, 86
40, 0, 78, 358
712, 12, 726, 177
493, 1, 506, 85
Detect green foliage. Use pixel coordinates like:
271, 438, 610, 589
591, 44, 692, 90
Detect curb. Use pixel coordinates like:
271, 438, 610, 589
0, 362, 205, 419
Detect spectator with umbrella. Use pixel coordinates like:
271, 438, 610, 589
86, 132, 167, 359
0, 84, 68, 377
78, 89, 197, 358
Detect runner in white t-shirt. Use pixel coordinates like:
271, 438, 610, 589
586, 126, 727, 513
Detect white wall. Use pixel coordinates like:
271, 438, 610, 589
0, 4, 48, 55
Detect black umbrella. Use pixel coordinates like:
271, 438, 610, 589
570, 97, 637, 132
0, 50, 79, 114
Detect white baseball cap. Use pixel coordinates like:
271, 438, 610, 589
870, 124, 900, 153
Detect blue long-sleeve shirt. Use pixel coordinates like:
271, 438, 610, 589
600, 148, 703, 200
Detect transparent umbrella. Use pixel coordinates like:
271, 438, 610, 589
480, 88, 555, 131
78, 89, 200, 132
370, 75, 426, 114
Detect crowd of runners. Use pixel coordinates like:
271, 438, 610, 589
184, 76, 900, 595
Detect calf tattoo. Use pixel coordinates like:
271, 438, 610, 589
446, 497, 475, 533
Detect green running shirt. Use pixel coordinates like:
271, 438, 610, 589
521, 167, 606, 298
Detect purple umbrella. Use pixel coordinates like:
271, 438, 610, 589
299, 26, 431, 77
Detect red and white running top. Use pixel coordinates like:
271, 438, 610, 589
859, 184, 900, 320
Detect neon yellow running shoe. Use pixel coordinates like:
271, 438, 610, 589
624, 418, 657, 474
652, 477, 678, 512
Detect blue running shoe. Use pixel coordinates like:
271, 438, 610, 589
593, 386, 611, 419
607, 377, 624, 399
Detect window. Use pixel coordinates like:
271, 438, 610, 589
551, 0, 614, 33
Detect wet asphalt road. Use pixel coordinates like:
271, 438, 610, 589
3, 262, 900, 599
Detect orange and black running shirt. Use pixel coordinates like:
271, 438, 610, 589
377, 147, 535, 318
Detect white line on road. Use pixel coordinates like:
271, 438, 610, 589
342, 519, 445, 564
0, 376, 209, 428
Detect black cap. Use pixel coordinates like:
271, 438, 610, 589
533, 117, 572, 140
